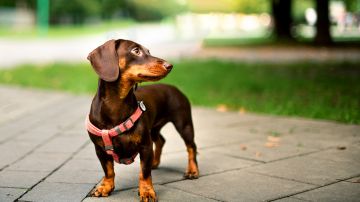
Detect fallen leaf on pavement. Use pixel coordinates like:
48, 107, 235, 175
240, 144, 247, 150
216, 104, 228, 112
265, 142, 279, 148
255, 151, 262, 157
238, 107, 246, 114
267, 136, 281, 142
336, 146, 346, 150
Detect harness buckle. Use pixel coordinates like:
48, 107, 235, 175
104, 145, 114, 151
138, 101, 146, 112
122, 117, 133, 131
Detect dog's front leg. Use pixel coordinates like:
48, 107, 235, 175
92, 145, 115, 197
139, 145, 157, 202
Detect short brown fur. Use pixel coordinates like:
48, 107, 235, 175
87, 39, 199, 201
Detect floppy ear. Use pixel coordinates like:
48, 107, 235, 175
87, 39, 119, 82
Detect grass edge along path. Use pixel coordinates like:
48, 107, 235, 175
0, 59, 359, 124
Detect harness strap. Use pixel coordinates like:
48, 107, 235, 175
85, 101, 146, 165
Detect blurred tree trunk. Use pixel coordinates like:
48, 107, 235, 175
272, 0, 293, 40
315, 0, 332, 45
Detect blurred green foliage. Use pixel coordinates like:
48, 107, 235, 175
187, 0, 268, 13
0, 60, 359, 124
293, 0, 314, 24
343, 0, 360, 12
126, 0, 187, 21
0, 0, 359, 24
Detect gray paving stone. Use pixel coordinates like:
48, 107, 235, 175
235, 121, 360, 149
205, 139, 318, 162
59, 158, 102, 171
45, 158, 102, 184
192, 108, 271, 129
0, 187, 26, 202
159, 149, 259, 176
5, 152, 70, 172
0, 139, 36, 169
83, 184, 216, 202
1, 86, 359, 202
73, 143, 98, 160
248, 155, 360, 186
273, 197, 308, 202
292, 179, 360, 202
91, 145, 260, 192
160, 123, 256, 154
46, 169, 102, 184
35, 135, 88, 153
20, 182, 94, 202
0, 86, 67, 125
0, 96, 81, 144
305, 143, 360, 164
0, 170, 49, 188
167, 169, 315, 202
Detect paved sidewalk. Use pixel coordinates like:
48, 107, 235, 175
0, 86, 359, 202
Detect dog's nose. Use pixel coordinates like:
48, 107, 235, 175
164, 63, 173, 70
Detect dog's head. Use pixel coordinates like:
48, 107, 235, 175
87, 39, 173, 82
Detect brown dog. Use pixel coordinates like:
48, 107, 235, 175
86, 39, 199, 201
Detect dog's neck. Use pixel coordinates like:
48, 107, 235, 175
93, 77, 138, 124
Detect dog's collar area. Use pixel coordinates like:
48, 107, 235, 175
85, 101, 146, 164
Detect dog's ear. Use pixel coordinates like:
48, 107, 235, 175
87, 39, 119, 82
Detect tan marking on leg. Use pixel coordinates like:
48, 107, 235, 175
152, 138, 165, 169
138, 170, 157, 201
92, 161, 115, 197
184, 146, 199, 179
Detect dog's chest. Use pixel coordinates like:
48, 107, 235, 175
114, 132, 142, 150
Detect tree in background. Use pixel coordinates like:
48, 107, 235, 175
314, 0, 332, 45
271, 0, 293, 40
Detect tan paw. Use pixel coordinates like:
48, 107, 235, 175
139, 187, 157, 202
184, 160, 199, 179
91, 178, 114, 197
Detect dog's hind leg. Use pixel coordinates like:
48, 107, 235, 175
173, 115, 199, 179
151, 128, 166, 169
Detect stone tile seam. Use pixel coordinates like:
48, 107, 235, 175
0, 134, 59, 171
161, 166, 259, 186
195, 138, 257, 151
82, 167, 248, 201
290, 196, 314, 202
0, 95, 69, 127
0, 95, 70, 127
252, 146, 335, 165
0, 131, 82, 171
0, 97, 83, 145
14, 140, 91, 202
0, 186, 28, 189
245, 170, 318, 186
161, 184, 225, 202
266, 173, 360, 202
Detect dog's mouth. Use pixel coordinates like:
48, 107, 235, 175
138, 73, 166, 81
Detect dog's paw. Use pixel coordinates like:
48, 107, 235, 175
184, 161, 199, 179
91, 178, 114, 197
183, 170, 199, 179
139, 187, 157, 202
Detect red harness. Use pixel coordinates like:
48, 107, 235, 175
85, 101, 146, 164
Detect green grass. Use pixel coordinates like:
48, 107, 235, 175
0, 20, 134, 39
203, 34, 360, 48
203, 36, 276, 47
0, 60, 359, 124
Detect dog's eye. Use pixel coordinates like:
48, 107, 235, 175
131, 47, 142, 56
